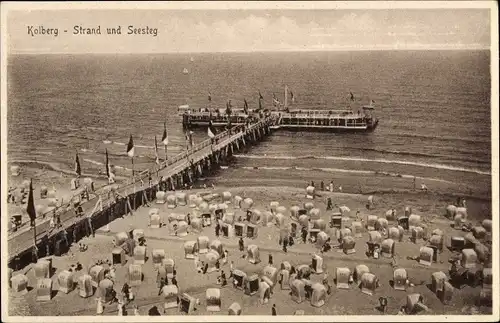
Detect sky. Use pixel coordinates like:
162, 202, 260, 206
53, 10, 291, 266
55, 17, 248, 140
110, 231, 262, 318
6, 7, 492, 54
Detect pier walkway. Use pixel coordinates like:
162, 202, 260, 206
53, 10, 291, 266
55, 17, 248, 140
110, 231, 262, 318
8, 115, 278, 264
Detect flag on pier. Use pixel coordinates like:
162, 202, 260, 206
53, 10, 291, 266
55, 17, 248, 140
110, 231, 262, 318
258, 91, 264, 110
126, 135, 135, 158
154, 136, 160, 165
75, 152, 82, 176
27, 179, 36, 222
208, 121, 216, 139
350, 91, 355, 102
243, 99, 249, 114
290, 91, 295, 103
273, 93, 281, 107
161, 122, 168, 146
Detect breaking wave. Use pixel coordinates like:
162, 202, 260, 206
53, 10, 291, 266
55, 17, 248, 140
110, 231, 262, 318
233, 154, 491, 176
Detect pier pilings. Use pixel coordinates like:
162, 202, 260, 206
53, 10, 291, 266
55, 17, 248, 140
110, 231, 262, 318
8, 115, 278, 269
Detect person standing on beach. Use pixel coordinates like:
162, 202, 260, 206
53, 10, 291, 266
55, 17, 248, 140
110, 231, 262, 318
271, 304, 277, 316
283, 237, 288, 253
158, 277, 165, 295
320, 181, 325, 191
121, 283, 130, 304
301, 227, 308, 244
96, 297, 104, 315
268, 254, 273, 265
239, 237, 244, 252
215, 223, 220, 238
329, 181, 334, 192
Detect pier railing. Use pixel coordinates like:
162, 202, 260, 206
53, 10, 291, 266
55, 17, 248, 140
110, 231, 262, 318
9, 116, 277, 235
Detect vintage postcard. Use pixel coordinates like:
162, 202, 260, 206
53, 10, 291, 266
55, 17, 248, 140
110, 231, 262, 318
1, 1, 498, 322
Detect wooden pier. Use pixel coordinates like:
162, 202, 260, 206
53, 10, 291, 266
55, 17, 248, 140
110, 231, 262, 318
8, 115, 278, 268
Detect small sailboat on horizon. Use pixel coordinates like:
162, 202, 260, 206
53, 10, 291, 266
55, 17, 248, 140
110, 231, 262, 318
183, 68, 189, 75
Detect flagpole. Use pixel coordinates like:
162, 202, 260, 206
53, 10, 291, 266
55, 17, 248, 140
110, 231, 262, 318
29, 179, 37, 260
131, 157, 135, 187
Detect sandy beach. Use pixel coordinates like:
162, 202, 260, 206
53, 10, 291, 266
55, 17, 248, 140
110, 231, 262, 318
7, 183, 492, 316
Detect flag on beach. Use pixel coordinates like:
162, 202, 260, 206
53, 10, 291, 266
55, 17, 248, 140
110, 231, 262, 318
350, 91, 355, 101
105, 149, 111, 179
27, 179, 36, 222
126, 135, 135, 158
208, 121, 216, 139
154, 136, 160, 165
208, 91, 212, 102
74, 152, 82, 176
161, 122, 168, 146
259, 91, 264, 100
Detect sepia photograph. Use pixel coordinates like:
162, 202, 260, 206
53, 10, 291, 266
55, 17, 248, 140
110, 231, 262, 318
1, 1, 498, 321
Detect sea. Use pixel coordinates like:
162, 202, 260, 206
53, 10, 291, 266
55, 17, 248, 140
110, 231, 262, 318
7, 50, 492, 194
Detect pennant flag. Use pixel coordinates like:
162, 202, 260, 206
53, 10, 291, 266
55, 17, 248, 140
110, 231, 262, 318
208, 91, 212, 102
350, 91, 355, 101
27, 179, 36, 222
226, 101, 232, 116
259, 91, 264, 100
370, 99, 375, 105
258, 97, 262, 110
75, 152, 82, 176
208, 121, 216, 139
105, 149, 111, 179
161, 122, 168, 146
126, 135, 135, 158
154, 136, 160, 165
290, 91, 295, 103
243, 99, 249, 114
